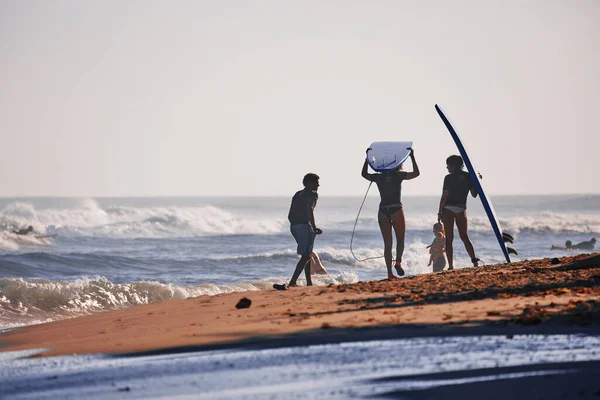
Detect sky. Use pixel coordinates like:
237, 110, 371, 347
1, 0, 599, 197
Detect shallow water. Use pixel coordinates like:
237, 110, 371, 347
0, 195, 598, 328
1, 334, 600, 399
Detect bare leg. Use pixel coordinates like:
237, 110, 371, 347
304, 260, 313, 286
390, 208, 406, 275
290, 253, 311, 286
455, 211, 476, 265
378, 212, 396, 279
442, 209, 456, 270
433, 256, 447, 272
310, 252, 328, 275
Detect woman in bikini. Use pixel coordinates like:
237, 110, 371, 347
362, 148, 420, 279
437, 155, 479, 270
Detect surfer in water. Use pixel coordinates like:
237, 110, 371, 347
574, 238, 596, 250
362, 148, 420, 279
13, 225, 34, 235
438, 155, 479, 270
274, 173, 322, 290
551, 238, 596, 251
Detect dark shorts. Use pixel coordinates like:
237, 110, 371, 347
290, 224, 316, 255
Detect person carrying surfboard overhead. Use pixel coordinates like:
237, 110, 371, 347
273, 173, 322, 290
362, 148, 420, 279
437, 155, 480, 270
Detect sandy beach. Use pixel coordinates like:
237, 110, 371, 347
2, 253, 599, 358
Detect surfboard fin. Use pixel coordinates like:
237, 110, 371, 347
502, 232, 514, 244
507, 247, 518, 256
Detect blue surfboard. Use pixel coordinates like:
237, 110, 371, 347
435, 104, 512, 263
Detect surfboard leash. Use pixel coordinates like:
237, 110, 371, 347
350, 182, 389, 262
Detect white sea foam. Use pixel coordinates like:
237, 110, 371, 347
0, 232, 55, 251
0, 271, 359, 329
0, 200, 286, 240
317, 240, 432, 275
345, 212, 600, 234
1, 200, 598, 245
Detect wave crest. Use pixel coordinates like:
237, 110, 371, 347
0, 272, 358, 328
0, 200, 285, 240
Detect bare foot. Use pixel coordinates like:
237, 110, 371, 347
394, 263, 405, 276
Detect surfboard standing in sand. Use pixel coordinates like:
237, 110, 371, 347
435, 104, 513, 264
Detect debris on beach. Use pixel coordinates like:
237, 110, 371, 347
235, 297, 252, 309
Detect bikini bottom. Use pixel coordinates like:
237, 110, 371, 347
379, 205, 403, 218
444, 205, 466, 214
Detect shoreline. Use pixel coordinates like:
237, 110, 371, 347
1, 253, 599, 358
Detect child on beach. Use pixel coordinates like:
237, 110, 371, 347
427, 223, 446, 272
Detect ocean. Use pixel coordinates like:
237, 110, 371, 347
1, 194, 598, 329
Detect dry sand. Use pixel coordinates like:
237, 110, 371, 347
2, 253, 599, 357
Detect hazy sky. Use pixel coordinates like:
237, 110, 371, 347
1, 0, 598, 197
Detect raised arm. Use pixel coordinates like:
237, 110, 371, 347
362, 149, 376, 181
404, 148, 420, 180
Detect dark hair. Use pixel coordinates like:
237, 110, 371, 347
446, 155, 464, 170
302, 173, 320, 186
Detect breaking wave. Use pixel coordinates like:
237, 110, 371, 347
0, 200, 285, 243
345, 212, 600, 235
1, 200, 598, 247
0, 271, 358, 329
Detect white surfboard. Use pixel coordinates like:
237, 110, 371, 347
366, 141, 413, 172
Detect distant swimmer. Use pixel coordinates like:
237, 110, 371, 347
573, 238, 597, 250
274, 173, 322, 290
552, 238, 596, 251
13, 225, 34, 235
551, 241, 572, 250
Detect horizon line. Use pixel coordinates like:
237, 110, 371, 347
0, 193, 599, 199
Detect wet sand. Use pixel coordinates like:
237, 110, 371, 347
1, 253, 599, 357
